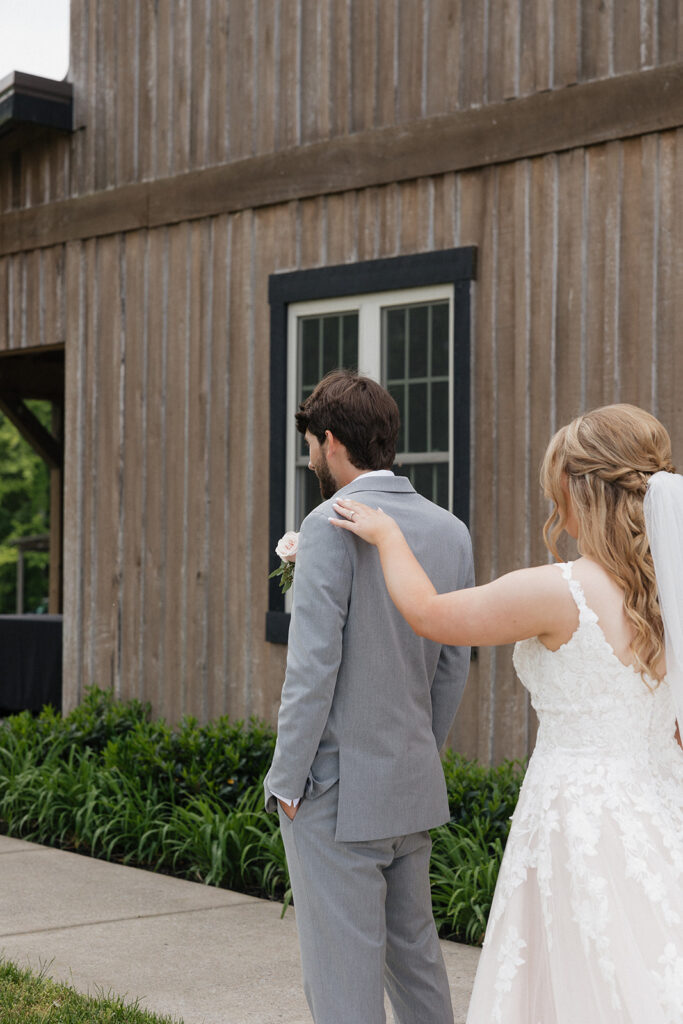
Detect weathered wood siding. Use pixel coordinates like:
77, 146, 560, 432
3, 128, 681, 757
2, 0, 683, 212
2, 1, 683, 760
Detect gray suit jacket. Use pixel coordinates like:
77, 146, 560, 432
265, 474, 474, 842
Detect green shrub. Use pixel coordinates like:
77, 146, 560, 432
0, 688, 524, 945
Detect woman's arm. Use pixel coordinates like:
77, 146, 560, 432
330, 498, 573, 648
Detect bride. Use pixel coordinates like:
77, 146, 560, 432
331, 404, 683, 1024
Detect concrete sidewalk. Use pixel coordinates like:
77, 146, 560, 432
0, 834, 480, 1023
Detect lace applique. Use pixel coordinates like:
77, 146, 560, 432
467, 562, 683, 1023
491, 925, 527, 1023
652, 943, 683, 1023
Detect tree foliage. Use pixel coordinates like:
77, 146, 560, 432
0, 404, 51, 614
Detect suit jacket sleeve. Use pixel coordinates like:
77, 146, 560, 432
430, 525, 475, 751
264, 510, 352, 811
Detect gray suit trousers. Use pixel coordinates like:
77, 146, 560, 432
279, 786, 454, 1024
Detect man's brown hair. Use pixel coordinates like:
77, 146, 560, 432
295, 370, 399, 471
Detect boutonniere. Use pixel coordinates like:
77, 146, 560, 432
268, 531, 299, 593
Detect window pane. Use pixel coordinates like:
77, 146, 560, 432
431, 302, 449, 376
301, 319, 320, 387
385, 308, 406, 380
436, 462, 449, 508
342, 314, 359, 367
389, 383, 406, 453
408, 382, 428, 452
297, 465, 323, 525
413, 462, 434, 502
322, 316, 341, 374
408, 305, 428, 378
431, 379, 449, 452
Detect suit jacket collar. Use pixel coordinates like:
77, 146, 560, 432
334, 474, 416, 498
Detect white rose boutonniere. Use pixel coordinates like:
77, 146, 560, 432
269, 531, 299, 593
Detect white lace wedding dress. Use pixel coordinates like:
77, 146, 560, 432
466, 562, 683, 1024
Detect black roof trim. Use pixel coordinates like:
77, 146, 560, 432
0, 71, 73, 141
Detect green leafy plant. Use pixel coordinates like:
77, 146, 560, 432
0, 689, 524, 946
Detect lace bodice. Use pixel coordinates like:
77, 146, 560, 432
513, 562, 679, 764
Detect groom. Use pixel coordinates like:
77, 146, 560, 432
265, 370, 474, 1024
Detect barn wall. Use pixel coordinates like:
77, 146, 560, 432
2, 1, 683, 759
2, 0, 682, 211
3, 128, 681, 758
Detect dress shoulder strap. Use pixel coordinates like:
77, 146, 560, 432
556, 562, 598, 624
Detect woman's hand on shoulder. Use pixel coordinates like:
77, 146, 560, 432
329, 498, 401, 547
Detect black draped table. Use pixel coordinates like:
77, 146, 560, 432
0, 615, 62, 714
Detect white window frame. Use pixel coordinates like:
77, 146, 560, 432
286, 283, 455, 536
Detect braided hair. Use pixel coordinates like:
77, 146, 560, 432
541, 404, 675, 685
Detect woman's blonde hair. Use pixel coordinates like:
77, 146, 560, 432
541, 404, 675, 684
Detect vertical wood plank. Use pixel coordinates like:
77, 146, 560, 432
300, 0, 329, 144
503, 0, 522, 98
116, 0, 137, 184
225, 210, 254, 719
91, 235, 121, 693
189, 0, 209, 169
163, 222, 190, 720
396, 0, 425, 122
554, 148, 586, 430
172, 0, 191, 174
654, 131, 681, 447
299, 197, 326, 268
275, 0, 300, 149
657, 0, 680, 66
528, 154, 559, 564
142, 228, 168, 714
375, 0, 398, 126
580, 0, 612, 80
254, 0, 278, 154
62, 240, 86, 712
520, 0, 551, 94
329, 0, 352, 137
356, 187, 380, 261
583, 145, 607, 409
617, 137, 651, 407
227, 0, 256, 158
425, 0, 461, 115
602, 141, 623, 405
458, 1, 486, 107
613, 0, 641, 73
205, 215, 230, 720
658, 130, 683, 458
554, 0, 579, 86
350, 0, 377, 132
450, 166, 489, 760
137, 0, 157, 182
155, 0, 172, 180
208, 0, 230, 165
491, 161, 527, 762
184, 221, 210, 720
119, 230, 146, 701
0, 257, 8, 350
432, 173, 458, 250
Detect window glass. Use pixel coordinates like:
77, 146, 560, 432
383, 299, 450, 507
289, 289, 452, 528
295, 312, 359, 521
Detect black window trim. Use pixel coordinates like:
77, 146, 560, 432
266, 246, 477, 644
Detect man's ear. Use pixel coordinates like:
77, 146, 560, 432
324, 429, 339, 454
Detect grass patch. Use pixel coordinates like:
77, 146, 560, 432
0, 688, 525, 945
0, 958, 182, 1024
